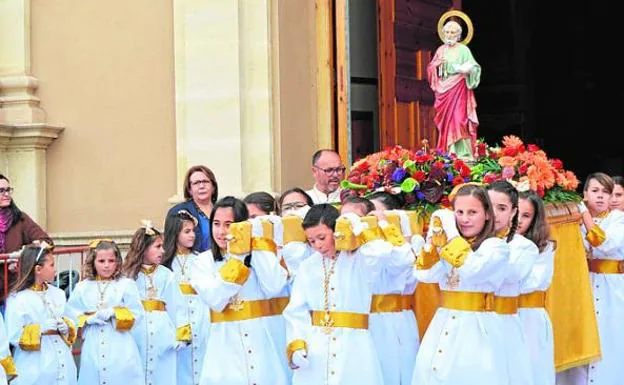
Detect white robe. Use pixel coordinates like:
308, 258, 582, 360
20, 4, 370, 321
519, 241, 555, 385
558, 210, 624, 385
5, 284, 77, 385
283, 239, 393, 385
171, 253, 210, 385
0, 314, 11, 385
496, 234, 538, 385
65, 278, 144, 385
192, 249, 289, 385
369, 240, 418, 385
132, 266, 178, 385
412, 237, 510, 385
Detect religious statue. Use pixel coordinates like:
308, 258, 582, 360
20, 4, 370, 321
427, 10, 481, 161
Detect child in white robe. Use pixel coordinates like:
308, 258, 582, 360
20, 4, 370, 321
0, 312, 16, 385
122, 221, 181, 385
5, 242, 75, 385
517, 190, 556, 385
163, 209, 209, 385
65, 239, 144, 385
412, 183, 510, 385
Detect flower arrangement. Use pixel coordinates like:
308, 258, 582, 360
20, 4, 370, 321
341, 141, 472, 213
341, 136, 581, 211
470, 135, 581, 203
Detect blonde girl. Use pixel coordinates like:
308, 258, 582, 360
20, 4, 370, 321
65, 239, 144, 385
5, 242, 77, 385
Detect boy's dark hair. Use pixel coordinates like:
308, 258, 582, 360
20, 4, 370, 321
302, 204, 340, 231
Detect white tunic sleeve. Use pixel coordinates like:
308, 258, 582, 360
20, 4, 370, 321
119, 278, 145, 328
357, 238, 395, 284
282, 267, 312, 345
64, 281, 89, 326
521, 241, 555, 292
589, 211, 624, 256
505, 235, 539, 283
4, 294, 28, 348
414, 260, 449, 283
250, 248, 288, 297
191, 253, 245, 312
281, 242, 314, 280
456, 237, 510, 288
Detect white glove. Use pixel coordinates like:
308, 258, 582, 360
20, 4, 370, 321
174, 341, 190, 351
95, 308, 115, 321
411, 234, 425, 253
391, 210, 412, 237
577, 201, 588, 214
41, 318, 58, 333
250, 217, 264, 238
453, 62, 473, 74
85, 316, 106, 326
431, 208, 460, 241
291, 349, 310, 369
264, 214, 284, 247
56, 319, 69, 335
339, 212, 368, 236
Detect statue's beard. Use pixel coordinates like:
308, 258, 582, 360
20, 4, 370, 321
444, 36, 459, 45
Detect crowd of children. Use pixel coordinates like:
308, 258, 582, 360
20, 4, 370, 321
0, 172, 622, 385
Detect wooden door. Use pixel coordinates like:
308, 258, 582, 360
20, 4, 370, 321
377, 0, 452, 150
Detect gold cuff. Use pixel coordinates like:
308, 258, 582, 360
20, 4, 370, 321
113, 306, 135, 331
416, 245, 440, 270
586, 224, 606, 247
440, 237, 471, 267
19, 324, 41, 351
219, 259, 250, 285
286, 339, 307, 368
176, 324, 192, 342
283, 216, 306, 244
380, 223, 405, 246
60, 317, 77, 346
0, 355, 16, 377
251, 237, 277, 253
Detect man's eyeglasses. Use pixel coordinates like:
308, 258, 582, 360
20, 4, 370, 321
281, 202, 307, 212
190, 180, 211, 187
0, 187, 13, 195
314, 166, 346, 176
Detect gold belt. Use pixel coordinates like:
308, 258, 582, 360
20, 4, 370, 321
210, 298, 272, 323
370, 294, 403, 313
311, 310, 369, 330
493, 296, 518, 315
518, 291, 546, 308
179, 283, 197, 295
142, 299, 167, 312
440, 290, 494, 312
588, 258, 624, 274
269, 296, 289, 316
401, 294, 415, 311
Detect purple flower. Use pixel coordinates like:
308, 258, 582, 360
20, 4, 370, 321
447, 172, 454, 182
392, 168, 407, 183
416, 191, 425, 200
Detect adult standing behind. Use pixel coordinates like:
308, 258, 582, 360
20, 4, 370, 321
167, 165, 218, 253
0, 174, 52, 302
427, 14, 481, 161
306, 149, 345, 204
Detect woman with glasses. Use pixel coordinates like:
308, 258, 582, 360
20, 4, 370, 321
167, 165, 218, 253
0, 174, 51, 301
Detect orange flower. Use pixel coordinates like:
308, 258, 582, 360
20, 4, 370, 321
502, 135, 524, 149
498, 156, 518, 168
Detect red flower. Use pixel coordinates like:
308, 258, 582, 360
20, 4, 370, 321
502, 147, 518, 157
483, 173, 498, 184
476, 143, 487, 157
518, 145, 526, 153
536, 186, 545, 198
440, 196, 451, 208
452, 176, 464, 186
432, 161, 445, 170
551, 158, 563, 170
412, 170, 426, 182
527, 144, 540, 152
518, 163, 528, 175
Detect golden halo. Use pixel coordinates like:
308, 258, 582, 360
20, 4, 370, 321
437, 10, 474, 45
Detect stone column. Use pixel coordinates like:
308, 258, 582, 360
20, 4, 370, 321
171, 0, 277, 201
0, 0, 63, 226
